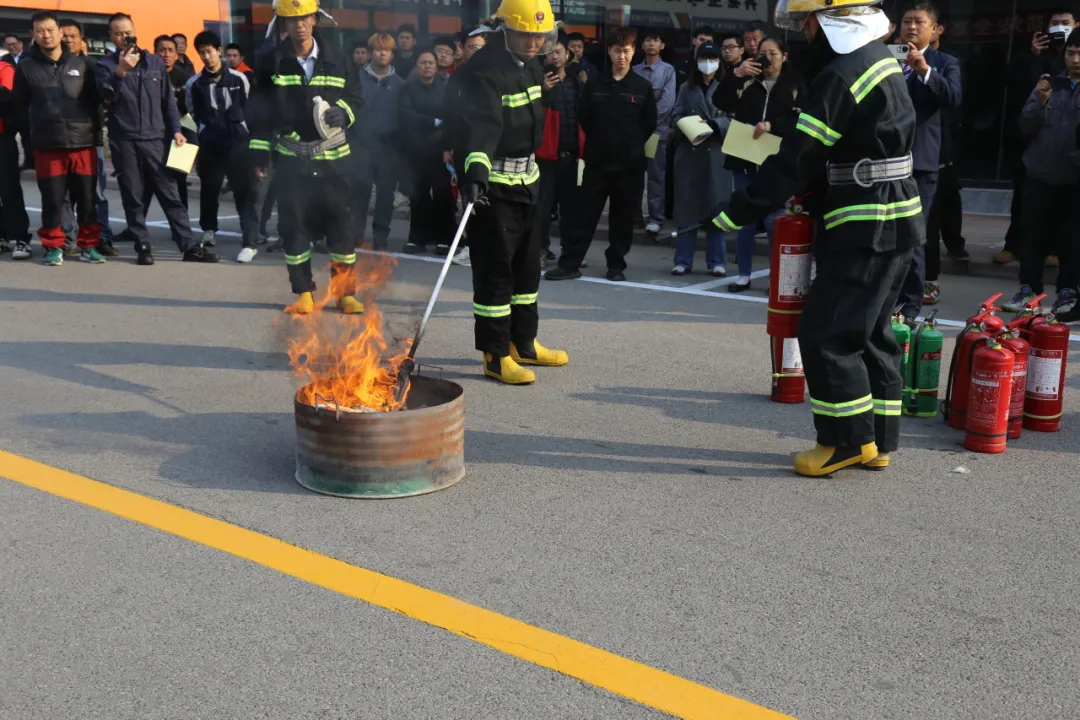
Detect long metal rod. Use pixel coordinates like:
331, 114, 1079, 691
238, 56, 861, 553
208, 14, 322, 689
406, 201, 475, 361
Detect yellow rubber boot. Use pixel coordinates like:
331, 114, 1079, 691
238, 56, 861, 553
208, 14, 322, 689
865, 452, 890, 471
510, 339, 569, 367
794, 442, 878, 478
483, 353, 536, 385
285, 291, 315, 315
338, 295, 365, 315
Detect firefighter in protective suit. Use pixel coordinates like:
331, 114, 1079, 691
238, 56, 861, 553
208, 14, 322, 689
249, 0, 365, 315
456, 0, 569, 385
712, 0, 924, 476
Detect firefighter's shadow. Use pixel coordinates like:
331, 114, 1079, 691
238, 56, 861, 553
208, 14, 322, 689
17, 409, 306, 494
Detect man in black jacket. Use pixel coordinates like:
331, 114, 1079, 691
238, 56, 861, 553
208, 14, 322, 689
547, 26, 658, 283
96, 13, 214, 266
14, 11, 103, 266
188, 31, 258, 261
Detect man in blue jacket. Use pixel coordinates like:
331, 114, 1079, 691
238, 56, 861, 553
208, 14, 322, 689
894, 0, 960, 317
95, 13, 216, 266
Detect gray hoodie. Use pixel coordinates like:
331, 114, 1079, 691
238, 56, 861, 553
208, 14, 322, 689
354, 64, 405, 142
1021, 72, 1080, 186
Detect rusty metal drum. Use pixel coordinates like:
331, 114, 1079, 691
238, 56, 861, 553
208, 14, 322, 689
294, 375, 465, 498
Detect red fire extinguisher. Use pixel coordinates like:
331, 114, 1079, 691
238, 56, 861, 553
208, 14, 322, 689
770, 336, 805, 403
1006, 293, 1048, 343
766, 212, 813, 339
943, 294, 1005, 430
1024, 318, 1070, 432
964, 340, 1014, 454
997, 333, 1030, 440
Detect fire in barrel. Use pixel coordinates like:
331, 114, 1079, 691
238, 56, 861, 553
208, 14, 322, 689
281, 255, 465, 498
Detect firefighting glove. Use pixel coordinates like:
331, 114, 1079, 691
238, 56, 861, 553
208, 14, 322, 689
460, 180, 489, 207
323, 106, 349, 129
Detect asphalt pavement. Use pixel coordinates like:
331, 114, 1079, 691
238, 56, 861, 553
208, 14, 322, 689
2, 182, 1079, 719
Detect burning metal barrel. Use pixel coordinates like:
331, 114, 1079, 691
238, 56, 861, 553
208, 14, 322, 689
294, 375, 465, 498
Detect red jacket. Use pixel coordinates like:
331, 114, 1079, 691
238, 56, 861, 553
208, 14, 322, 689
0, 55, 15, 135
536, 106, 584, 161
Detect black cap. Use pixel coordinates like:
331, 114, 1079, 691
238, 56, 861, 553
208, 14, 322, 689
696, 41, 721, 59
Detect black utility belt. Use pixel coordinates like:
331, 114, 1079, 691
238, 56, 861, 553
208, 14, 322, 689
827, 154, 913, 187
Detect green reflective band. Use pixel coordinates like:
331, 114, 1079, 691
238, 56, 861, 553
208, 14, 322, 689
310, 75, 346, 88
712, 212, 742, 232
275, 145, 297, 157
272, 74, 302, 86
489, 164, 540, 186
314, 146, 351, 161
501, 85, 543, 107
465, 152, 491, 172
810, 394, 874, 418
336, 98, 355, 126
873, 399, 903, 416
824, 197, 922, 230
329, 253, 356, 264
1024, 411, 1063, 420
511, 293, 538, 305
285, 131, 302, 140
850, 58, 903, 104
796, 113, 842, 147
285, 250, 311, 265
473, 303, 511, 318
248, 139, 271, 151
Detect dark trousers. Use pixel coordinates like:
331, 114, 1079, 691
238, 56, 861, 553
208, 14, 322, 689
0, 134, 29, 242
897, 171, 938, 317
259, 171, 277, 236
470, 198, 540, 357
111, 137, 193, 251
536, 155, 578, 251
559, 163, 643, 272
198, 144, 258, 247
926, 163, 965, 281
800, 247, 913, 451
34, 147, 100, 250
407, 155, 456, 247
1018, 178, 1080, 294
353, 141, 399, 247
278, 161, 355, 295
1004, 164, 1025, 254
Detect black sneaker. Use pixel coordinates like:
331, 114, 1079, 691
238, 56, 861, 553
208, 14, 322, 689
402, 242, 423, 254
434, 244, 451, 256
947, 248, 971, 261
136, 244, 155, 266
182, 246, 220, 263
543, 249, 556, 261
606, 269, 627, 282
545, 267, 582, 281
98, 241, 121, 257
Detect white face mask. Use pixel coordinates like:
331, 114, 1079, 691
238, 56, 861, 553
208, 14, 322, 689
697, 59, 720, 75
1050, 24, 1073, 37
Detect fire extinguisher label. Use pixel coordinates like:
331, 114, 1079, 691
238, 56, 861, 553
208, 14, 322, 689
777, 245, 811, 302
782, 338, 803, 374
969, 370, 1008, 426
1027, 350, 1063, 400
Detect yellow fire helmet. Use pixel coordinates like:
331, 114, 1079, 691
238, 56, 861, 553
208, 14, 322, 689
274, 0, 319, 17
775, 0, 880, 31
493, 0, 559, 55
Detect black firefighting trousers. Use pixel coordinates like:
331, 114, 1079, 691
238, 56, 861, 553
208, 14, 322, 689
276, 158, 356, 296
798, 247, 913, 452
470, 198, 540, 357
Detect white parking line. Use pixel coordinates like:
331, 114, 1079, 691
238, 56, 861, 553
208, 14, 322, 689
25, 205, 1080, 341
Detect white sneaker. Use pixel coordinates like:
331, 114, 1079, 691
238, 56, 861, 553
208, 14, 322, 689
201, 230, 217, 247
236, 247, 257, 263
12, 241, 31, 259
645, 221, 661, 234
451, 247, 471, 266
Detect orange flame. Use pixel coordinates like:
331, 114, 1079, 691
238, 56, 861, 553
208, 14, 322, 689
281, 253, 412, 412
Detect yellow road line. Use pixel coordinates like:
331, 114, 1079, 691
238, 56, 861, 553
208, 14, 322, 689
1, 450, 793, 720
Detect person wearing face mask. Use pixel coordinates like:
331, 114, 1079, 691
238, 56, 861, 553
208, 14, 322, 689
714, 35, 807, 291
669, 42, 733, 276
1000, 9, 1077, 267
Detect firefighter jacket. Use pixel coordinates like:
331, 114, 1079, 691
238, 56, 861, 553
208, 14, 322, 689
455, 41, 545, 203
717, 41, 925, 254
247, 32, 363, 172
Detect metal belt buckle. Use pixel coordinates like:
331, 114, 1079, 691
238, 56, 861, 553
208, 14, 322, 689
852, 158, 875, 189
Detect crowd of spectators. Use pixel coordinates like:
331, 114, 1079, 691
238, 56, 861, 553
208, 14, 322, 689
0, 6, 1077, 324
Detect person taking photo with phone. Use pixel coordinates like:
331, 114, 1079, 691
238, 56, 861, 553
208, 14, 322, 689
1000, 9, 1076, 267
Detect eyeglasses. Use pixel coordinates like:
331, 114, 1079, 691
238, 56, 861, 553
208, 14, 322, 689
721, 45, 740, 51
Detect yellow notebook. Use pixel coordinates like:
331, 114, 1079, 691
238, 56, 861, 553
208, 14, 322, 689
721, 120, 782, 166
166, 140, 199, 174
